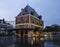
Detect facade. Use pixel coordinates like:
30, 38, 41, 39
0, 19, 13, 36
15, 5, 44, 43
52, 32, 60, 40
44, 32, 60, 41
44, 25, 60, 41
44, 32, 53, 40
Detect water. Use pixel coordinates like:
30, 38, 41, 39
0, 37, 60, 47
0, 37, 16, 47
44, 41, 60, 47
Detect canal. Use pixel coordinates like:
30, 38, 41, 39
0, 36, 60, 47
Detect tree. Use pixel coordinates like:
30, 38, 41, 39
44, 24, 60, 32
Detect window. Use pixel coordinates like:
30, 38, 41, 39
31, 11, 34, 15
17, 19, 20, 23
37, 22, 39, 25
25, 31, 28, 34
25, 8, 27, 12
16, 31, 19, 34
39, 23, 43, 26
18, 21, 20, 23
22, 13, 24, 15
33, 21, 34, 23
26, 20, 28, 23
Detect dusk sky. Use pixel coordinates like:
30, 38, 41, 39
0, 0, 60, 26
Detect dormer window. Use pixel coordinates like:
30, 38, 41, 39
25, 8, 27, 12
31, 11, 34, 15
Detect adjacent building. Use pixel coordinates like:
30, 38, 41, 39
6, 21, 15, 28
44, 25, 60, 41
0, 19, 13, 36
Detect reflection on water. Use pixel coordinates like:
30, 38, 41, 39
44, 41, 60, 47
0, 36, 44, 47
0, 36, 16, 47
0, 37, 60, 47
15, 37, 44, 47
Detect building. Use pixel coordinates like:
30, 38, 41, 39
15, 5, 44, 43
0, 19, 13, 36
6, 21, 15, 28
44, 32, 53, 40
44, 25, 60, 41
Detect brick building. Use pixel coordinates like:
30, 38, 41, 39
15, 5, 44, 43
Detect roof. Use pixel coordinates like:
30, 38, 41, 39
18, 5, 39, 17
0, 19, 5, 24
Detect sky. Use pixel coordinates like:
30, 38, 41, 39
0, 0, 60, 26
